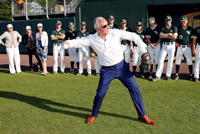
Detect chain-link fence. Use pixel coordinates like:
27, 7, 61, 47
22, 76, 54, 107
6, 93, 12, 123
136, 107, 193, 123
12, 0, 81, 18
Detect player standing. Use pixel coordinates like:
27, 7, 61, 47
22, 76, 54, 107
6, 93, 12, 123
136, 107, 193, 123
175, 16, 193, 81
51, 20, 66, 74
65, 22, 79, 73
76, 21, 91, 76
132, 21, 147, 78
153, 15, 178, 81
146, 17, 161, 79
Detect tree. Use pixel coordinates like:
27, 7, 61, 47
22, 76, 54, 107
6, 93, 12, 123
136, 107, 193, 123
0, 0, 12, 21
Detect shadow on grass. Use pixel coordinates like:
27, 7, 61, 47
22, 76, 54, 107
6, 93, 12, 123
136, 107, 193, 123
0, 91, 140, 123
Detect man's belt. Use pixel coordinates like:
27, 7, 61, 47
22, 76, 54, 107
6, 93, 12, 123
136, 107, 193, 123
180, 44, 188, 48
163, 42, 174, 45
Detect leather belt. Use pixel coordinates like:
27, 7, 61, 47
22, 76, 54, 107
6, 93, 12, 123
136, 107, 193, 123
180, 44, 188, 48
163, 42, 174, 45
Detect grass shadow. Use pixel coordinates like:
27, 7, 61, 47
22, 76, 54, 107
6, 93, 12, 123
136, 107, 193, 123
0, 91, 140, 123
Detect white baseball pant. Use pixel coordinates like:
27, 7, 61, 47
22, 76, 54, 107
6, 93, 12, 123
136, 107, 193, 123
156, 42, 175, 78
94, 57, 100, 74
121, 44, 131, 63
175, 45, 192, 65
147, 43, 161, 64
78, 46, 91, 74
132, 46, 141, 66
53, 44, 65, 72
68, 47, 79, 62
194, 44, 200, 79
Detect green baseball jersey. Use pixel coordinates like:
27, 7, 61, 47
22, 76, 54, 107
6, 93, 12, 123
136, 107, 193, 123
109, 24, 118, 29
176, 26, 193, 45
192, 27, 200, 43
146, 25, 161, 43
160, 25, 177, 42
121, 27, 132, 45
76, 30, 89, 38
51, 29, 65, 44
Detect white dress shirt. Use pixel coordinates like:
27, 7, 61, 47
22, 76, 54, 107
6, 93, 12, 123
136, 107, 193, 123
67, 29, 147, 66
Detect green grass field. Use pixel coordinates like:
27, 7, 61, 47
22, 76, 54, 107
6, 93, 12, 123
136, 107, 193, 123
0, 68, 199, 134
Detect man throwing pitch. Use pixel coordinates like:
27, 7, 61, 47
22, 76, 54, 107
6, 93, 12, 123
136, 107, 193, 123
62, 17, 155, 125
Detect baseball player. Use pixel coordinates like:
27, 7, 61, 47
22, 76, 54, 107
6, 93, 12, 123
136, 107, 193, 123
146, 17, 161, 79
76, 21, 91, 76
153, 15, 178, 81
132, 21, 147, 78
51, 20, 66, 74
175, 16, 193, 81
120, 19, 132, 63
107, 15, 118, 29
192, 25, 200, 82
65, 22, 79, 73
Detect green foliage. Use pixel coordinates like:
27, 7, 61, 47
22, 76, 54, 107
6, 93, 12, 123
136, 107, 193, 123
0, 68, 199, 134
0, 0, 11, 21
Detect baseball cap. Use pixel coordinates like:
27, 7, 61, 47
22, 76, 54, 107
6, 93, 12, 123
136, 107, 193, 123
56, 20, 62, 25
136, 21, 142, 26
180, 16, 188, 21
165, 15, 172, 20
7, 24, 13, 29
108, 15, 114, 19
26, 25, 31, 30
121, 19, 127, 24
148, 16, 155, 21
37, 23, 43, 27
81, 21, 86, 25
68, 22, 74, 26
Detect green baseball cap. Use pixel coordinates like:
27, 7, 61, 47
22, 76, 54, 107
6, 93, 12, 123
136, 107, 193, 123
180, 16, 188, 21
165, 15, 172, 20
136, 21, 142, 26
121, 19, 127, 24
68, 22, 74, 26
108, 15, 114, 19
148, 16, 155, 21
56, 20, 62, 25
81, 21, 86, 25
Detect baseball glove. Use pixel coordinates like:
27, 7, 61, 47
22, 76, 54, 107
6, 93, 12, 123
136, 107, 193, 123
140, 53, 151, 73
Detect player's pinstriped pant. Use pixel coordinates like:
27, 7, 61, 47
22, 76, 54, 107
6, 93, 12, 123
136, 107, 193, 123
156, 43, 175, 78
94, 57, 100, 74
194, 44, 200, 79
132, 46, 142, 66
53, 44, 65, 72
175, 46, 192, 65
68, 47, 79, 62
147, 43, 161, 64
78, 46, 91, 74
91, 60, 146, 117
121, 44, 131, 63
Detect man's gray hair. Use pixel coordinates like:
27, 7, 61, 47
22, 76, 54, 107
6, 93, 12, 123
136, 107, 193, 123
93, 17, 105, 29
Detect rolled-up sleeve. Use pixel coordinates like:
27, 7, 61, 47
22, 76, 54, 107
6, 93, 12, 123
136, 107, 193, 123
67, 35, 91, 48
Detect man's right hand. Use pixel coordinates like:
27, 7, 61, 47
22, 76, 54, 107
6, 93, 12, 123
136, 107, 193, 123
62, 41, 69, 49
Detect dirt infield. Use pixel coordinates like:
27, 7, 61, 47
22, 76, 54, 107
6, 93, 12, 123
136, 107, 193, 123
0, 53, 195, 80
